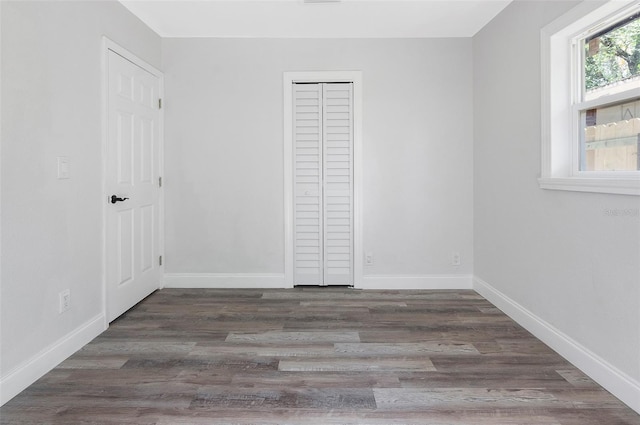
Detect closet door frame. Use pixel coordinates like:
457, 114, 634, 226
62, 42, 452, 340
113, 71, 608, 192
283, 71, 363, 288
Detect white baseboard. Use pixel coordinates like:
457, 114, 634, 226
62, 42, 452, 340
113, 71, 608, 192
163, 273, 473, 290
362, 274, 473, 290
0, 314, 106, 406
163, 273, 288, 289
473, 276, 640, 414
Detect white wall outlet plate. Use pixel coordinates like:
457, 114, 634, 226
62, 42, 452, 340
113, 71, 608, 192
365, 253, 374, 265
59, 289, 70, 314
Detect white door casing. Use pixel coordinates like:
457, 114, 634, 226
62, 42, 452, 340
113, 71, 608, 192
105, 44, 162, 322
284, 71, 363, 288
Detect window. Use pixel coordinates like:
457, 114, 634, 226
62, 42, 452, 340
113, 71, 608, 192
540, 1, 640, 195
579, 13, 639, 172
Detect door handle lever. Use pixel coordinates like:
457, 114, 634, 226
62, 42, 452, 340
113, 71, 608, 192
110, 195, 129, 204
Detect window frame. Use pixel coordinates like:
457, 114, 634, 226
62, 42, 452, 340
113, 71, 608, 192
539, 0, 640, 196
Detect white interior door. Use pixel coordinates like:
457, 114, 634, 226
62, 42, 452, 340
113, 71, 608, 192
106, 50, 161, 322
293, 82, 353, 286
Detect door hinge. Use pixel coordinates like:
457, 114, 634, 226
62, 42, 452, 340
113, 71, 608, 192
158, 98, 162, 109
159, 176, 162, 188
159, 255, 163, 266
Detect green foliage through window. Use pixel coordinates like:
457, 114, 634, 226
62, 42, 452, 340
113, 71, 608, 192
585, 13, 640, 92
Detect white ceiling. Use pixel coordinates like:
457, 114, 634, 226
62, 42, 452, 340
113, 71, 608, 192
119, 0, 513, 38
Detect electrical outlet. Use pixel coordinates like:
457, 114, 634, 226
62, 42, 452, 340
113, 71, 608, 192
451, 252, 461, 266
59, 289, 70, 314
365, 253, 374, 265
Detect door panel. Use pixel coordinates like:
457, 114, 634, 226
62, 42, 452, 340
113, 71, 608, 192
116, 111, 134, 185
107, 50, 161, 322
117, 209, 134, 285
322, 83, 353, 285
293, 84, 323, 285
140, 204, 154, 273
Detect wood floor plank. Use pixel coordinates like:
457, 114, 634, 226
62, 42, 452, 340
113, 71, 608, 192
226, 331, 360, 343
121, 356, 280, 372
374, 387, 566, 409
190, 387, 377, 410
278, 358, 436, 372
334, 342, 479, 356
1, 288, 638, 425
300, 301, 408, 308
56, 356, 130, 370
397, 368, 573, 388
556, 368, 601, 388
229, 370, 401, 388
189, 343, 335, 358
78, 341, 197, 354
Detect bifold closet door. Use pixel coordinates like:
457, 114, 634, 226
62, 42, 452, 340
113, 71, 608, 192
293, 83, 353, 286
293, 84, 323, 285
321, 83, 353, 285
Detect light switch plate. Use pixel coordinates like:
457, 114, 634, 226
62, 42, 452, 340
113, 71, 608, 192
57, 156, 70, 179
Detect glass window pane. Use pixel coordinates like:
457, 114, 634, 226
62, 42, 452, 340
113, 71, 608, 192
584, 14, 640, 96
580, 98, 640, 171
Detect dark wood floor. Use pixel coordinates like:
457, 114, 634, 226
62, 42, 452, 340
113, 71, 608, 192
2, 288, 639, 424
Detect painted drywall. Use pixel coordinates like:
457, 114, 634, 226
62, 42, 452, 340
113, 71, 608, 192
0, 0, 161, 396
474, 0, 640, 388
162, 38, 474, 279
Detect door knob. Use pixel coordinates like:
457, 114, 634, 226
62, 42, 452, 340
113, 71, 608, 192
110, 195, 129, 204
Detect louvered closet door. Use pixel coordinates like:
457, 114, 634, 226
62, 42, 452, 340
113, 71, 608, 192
322, 83, 353, 285
293, 83, 353, 286
294, 84, 324, 284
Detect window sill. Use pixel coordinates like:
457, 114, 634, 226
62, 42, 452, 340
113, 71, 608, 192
538, 177, 640, 196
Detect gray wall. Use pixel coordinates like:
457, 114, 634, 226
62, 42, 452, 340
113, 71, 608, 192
162, 38, 474, 277
1, 0, 161, 379
473, 0, 640, 383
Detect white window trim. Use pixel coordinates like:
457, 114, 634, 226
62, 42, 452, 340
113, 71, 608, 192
283, 71, 363, 288
540, 0, 640, 196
